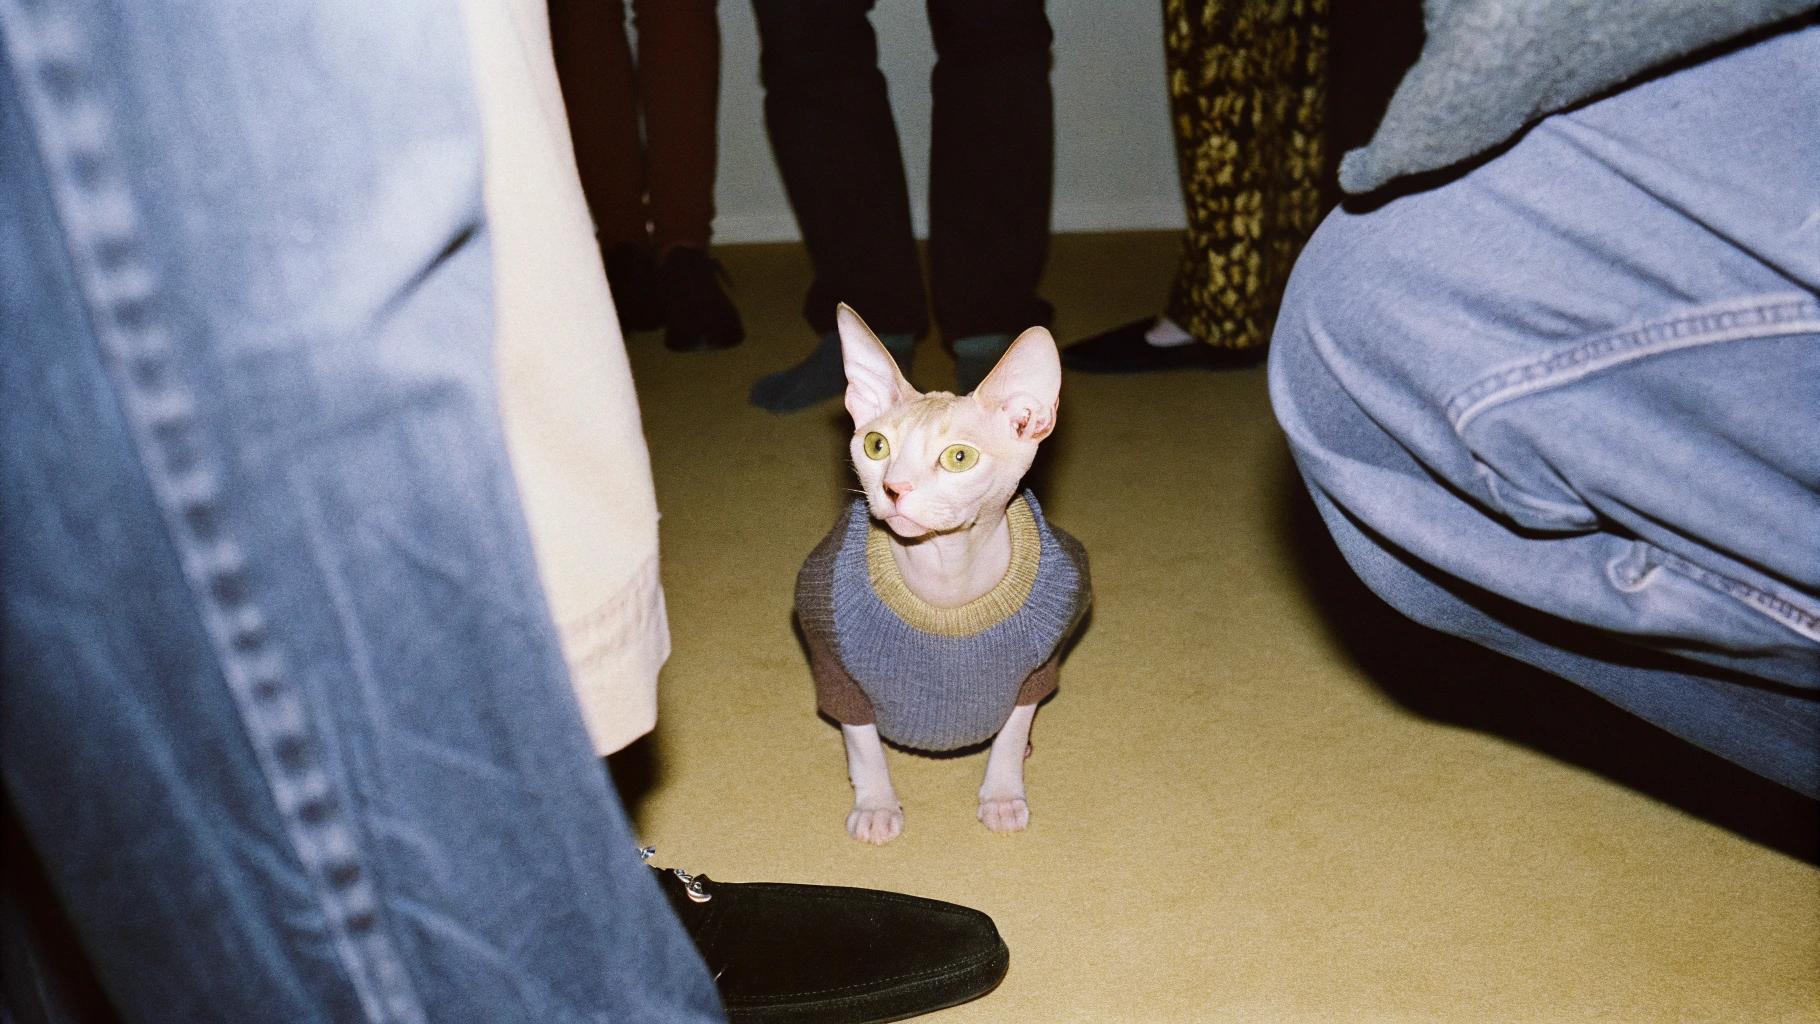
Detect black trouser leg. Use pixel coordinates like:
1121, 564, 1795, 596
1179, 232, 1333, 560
926, 0, 1055, 340
752, 0, 928, 337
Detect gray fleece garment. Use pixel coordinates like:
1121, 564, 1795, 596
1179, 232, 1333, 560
796, 492, 1090, 752
1342, 0, 1818, 193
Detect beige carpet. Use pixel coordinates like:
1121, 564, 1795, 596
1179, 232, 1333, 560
614, 232, 1820, 1023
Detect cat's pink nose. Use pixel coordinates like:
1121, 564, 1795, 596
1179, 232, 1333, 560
883, 479, 914, 503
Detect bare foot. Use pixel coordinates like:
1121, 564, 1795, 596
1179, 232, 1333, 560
977, 792, 1029, 833
847, 800, 904, 844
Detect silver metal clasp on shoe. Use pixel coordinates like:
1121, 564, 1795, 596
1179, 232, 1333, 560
639, 845, 712, 903
673, 868, 712, 903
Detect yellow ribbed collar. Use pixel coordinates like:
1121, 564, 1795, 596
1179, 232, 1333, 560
866, 496, 1040, 637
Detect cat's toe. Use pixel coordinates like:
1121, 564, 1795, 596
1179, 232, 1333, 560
846, 805, 904, 845
978, 796, 1029, 833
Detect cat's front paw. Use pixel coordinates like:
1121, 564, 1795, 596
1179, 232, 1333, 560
847, 802, 904, 845
978, 794, 1029, 833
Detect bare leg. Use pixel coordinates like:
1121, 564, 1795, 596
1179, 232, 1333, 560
841, 723, 903, 844
978, 703, 1037, 833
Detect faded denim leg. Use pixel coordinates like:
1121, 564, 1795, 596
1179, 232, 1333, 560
0, 1, 722, 1021
1269, 24, 1820, 797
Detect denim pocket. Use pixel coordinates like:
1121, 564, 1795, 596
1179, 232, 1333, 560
1447, 295, 1820, 536
1605, 538, 1820, 682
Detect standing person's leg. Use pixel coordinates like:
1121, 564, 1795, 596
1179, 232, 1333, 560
548, 0, 646, 248
925, 0, 1055, 393
547, 0, 665, 332
1161, 0, 1325, 353
748, 0, 925, 412
0, 2, 723, 1020
635, 0, 719, 257
1268, 24, 1820, 796
632, 0, 744, 352
1063, 0, 1329, 375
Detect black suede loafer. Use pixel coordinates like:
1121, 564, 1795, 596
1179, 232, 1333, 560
1060, 317, 1267, 373
649, 861, 1009, 1024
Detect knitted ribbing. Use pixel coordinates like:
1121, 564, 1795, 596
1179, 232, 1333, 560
865, 496, 1040, 636
796, 490, 1089, 751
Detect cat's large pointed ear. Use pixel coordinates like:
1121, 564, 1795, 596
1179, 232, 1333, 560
973, 326, 1060, 442
838, 303, 913, 426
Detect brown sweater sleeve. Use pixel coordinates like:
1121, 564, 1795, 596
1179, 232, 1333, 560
1016, 653, 1060, 707
803, 617, 875, 725
796, 507, 876, 726
1013, 517, 1086, 709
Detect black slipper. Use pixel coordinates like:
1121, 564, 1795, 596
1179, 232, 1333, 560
1060, 317, 1266, 373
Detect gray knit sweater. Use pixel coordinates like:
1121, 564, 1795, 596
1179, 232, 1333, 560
1342, 0, 1818, 193
795, 492, 1090, 752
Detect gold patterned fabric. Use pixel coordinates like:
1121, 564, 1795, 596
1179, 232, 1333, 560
1163, 0, 1328, 350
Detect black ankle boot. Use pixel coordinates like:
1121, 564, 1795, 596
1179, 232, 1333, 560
658, 247, 745, 352
645, 853, 1009, 1023
603, 242, 664, 334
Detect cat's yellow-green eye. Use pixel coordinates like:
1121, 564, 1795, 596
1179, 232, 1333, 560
862, 431, 890, 461
939, 444, 980, 473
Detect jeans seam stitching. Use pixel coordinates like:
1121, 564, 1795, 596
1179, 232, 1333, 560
1644, 544, 1820, 645
0, 6, 426, 1021
1444, 295, 1820, 433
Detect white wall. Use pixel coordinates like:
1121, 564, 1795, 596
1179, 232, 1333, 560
712, 1, 1187, 243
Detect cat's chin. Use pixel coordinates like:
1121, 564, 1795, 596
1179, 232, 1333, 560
883, 514, 933, 539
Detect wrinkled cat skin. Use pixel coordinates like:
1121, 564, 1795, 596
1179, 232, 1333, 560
835, 303, 1060, 844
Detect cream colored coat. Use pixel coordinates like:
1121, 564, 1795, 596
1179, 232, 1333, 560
461, 0, 666, 755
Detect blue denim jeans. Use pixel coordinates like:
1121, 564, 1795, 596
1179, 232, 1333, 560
1269, 23, 1820, 798
0, 2, 723, 1020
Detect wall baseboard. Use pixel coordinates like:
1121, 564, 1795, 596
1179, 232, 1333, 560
1051, 199, 1187, 237
713, 200, 1187, 246
711, 212, 808, 245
